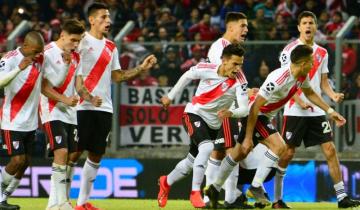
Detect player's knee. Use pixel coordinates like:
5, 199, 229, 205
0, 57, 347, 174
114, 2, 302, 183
10, 155, 26, 168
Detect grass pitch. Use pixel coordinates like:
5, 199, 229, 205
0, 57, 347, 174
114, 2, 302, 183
9, 198, 355, 210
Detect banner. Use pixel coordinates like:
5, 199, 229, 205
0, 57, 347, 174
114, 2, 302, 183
119, 85, 196, 145
1, 158, 359, 201
341, 100, 360, 151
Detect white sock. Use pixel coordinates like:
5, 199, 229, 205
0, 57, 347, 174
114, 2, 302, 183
224, 164, 239, 203
204, 157, 221, 203
192, 141, 214, 191
167, 153, 194, 186
66, 161, 76, 200
252, 150, 279, 188
77, 158, 100, 206
52, 163, 67, 206
1, 169, 14, 202
205, 157, 221, 186
47, 176, 58, 208
334, 181, 347, 201
2, 178, 20, 202
214, 154, 238, 191
274, 166, 286, 202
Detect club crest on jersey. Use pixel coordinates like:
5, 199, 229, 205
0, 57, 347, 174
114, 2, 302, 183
286, 131, 292, 140
221, 82, 229, 91
55, 136, 62, 144
194, 121, 201, 127
267, 123, 275, 129
13, 141, 19, 150
266, 82, 275, 92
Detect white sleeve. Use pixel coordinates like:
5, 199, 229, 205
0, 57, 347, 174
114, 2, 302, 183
230, 84, 249, 118
207, 44, 222, 64
167, 66, 201, 100
0, 58, 21, 87
111, 47, 121, 71
279, 49, 290, 67
258, 75, 279, 101
321, 53, 329, 74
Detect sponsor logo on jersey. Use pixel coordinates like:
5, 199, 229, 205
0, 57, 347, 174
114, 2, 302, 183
194, 121, 201, 127
267, 123, 275, 129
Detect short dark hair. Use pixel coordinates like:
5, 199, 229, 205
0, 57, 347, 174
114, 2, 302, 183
62, 19, 85, 35
87, 2, 108, 17
290, 45, 313, 63
221, 44, 245, 58
297, 11, 317, 25
225, 12, 247, 25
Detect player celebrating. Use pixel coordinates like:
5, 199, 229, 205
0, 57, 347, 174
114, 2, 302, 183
204, 11, 254, 209
205, 45, 346, 209
273, 11, 360, 209
40, 19, 100, 210
70, 3, 156, 210
157, 44, 249, 208
0, 31, 45, 210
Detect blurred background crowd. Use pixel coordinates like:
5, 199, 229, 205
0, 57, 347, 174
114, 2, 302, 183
0, 0, 359, 99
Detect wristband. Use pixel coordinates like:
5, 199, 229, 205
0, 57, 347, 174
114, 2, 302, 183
327, 107, 334, 114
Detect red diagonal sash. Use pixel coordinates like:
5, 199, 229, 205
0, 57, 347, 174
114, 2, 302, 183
10, 65, 40, 121
192, 78, 237, 105
288, 47, 327, 108
48, 52, 80, 112
260, 76, 306, 113
80, 40, 116, 103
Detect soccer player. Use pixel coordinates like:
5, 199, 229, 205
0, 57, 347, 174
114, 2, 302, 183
205, 45, 346, 209
0, 31, 45, 210
273, 11, 360, 209
40, 19, 100, 210
157, 44, 249, 208
204, 12, 254, 209
70, 3, 156, 210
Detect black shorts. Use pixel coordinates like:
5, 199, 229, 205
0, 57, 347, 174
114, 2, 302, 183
237, 167, 276, 185
282, 115, 332, 147
1, 130, 35, 156
43, 121, 78, 156
183, 113, 223, 157
238, 116, 278, 144
77, 110, 112, 155
213, 117, 241, 151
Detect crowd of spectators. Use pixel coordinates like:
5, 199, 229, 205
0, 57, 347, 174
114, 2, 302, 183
0, 0, 359, 99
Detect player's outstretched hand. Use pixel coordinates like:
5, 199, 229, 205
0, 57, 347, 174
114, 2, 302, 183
217, 109, 232, 121
140, 55, 157, 71
329, 111, 346, 127
332, 93, 344, 103
160, 96, 172, 110
91, 96, 102, 107
18, 57, 33, 70
64, 95, 79, 107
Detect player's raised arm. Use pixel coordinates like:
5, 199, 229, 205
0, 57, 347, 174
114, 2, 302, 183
0, 57, 32, 87
111, 54, 157, 82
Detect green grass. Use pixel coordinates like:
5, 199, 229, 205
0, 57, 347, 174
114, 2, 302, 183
8, 198, 355, 210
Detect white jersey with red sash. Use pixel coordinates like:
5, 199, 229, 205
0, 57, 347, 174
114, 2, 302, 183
207, 38, 231, 64
40, 42, 80, 125
279, 39, 329, 116
77, 32, 121, 113
257, 66, 311, 118
167, 62, 249, 129
0, 48, 43, 131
